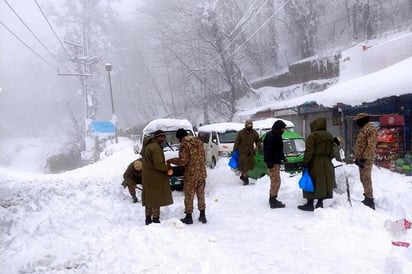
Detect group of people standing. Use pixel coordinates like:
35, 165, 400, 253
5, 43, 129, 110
122, 129, 207, 225
232, 113, 378, 211
122, 112, 378, 225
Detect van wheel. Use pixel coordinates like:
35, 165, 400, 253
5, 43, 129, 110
210, 157, 216, 169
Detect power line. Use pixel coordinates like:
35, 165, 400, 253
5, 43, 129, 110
0, 20, 60, 71
221, 0, 292, 64
34, 0, 72, 62
3, 0, 70, 71
228, 0, 260, 37
220, 0, 270, 60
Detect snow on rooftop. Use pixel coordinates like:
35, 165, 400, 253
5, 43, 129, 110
236, 56, 412, 117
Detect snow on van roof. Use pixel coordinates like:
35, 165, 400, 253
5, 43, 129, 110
252, 118, 294, 130
198, 122, 244, 133
142, 118, 193, 134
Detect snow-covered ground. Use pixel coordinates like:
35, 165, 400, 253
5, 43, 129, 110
1, 138, 412, 274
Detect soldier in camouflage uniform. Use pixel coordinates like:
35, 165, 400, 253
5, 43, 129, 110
233, 120, 261, 185
168, 128, 207, 224
354, 113, 378, 210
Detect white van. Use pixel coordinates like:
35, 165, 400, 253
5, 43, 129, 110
142, 118, 195, 151
141, 118, 195, 190
252, 118, 295, 135
197, 122, 244, 168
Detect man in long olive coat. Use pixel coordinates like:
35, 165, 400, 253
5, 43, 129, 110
298, 117, 335, 211
141, 130, 173, 225
233, 120, 261, 185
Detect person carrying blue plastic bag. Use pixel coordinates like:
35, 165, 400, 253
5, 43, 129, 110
298, 117, 335, 211
299, 168, 314, 193
232, 120, 261, 185
228, 150, 239, 169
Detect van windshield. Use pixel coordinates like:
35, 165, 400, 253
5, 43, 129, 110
162, 130, 194, 150
284, 139, 306, 154
218, 130, 238, 143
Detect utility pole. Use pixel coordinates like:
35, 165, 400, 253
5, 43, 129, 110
105, 63, 118, 143
61, 19, 100, 162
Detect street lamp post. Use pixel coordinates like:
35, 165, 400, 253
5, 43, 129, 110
105, 63, 118, 143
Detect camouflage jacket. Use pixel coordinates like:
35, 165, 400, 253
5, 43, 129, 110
355, 122, 378, 161
169, 136, 207, 181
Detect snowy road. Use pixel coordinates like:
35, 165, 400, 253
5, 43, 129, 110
1, 140, 412, 274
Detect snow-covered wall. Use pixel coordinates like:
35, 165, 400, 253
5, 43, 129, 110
340, 32, 412, 82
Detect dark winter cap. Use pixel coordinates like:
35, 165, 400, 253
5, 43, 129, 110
273, 120, 287, 130
176, 128, 188, 139
153, 130, 165, 138
355, 113, 369, 120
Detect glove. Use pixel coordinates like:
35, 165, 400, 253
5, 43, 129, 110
355, 158, 366, 169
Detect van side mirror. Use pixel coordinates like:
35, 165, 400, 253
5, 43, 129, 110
212, 138, 218, 144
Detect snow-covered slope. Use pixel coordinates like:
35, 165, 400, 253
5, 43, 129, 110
1, 139, 412, 274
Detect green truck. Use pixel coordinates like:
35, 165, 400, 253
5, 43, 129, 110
248, 130, 306, 179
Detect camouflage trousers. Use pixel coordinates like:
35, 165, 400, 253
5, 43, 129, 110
359, 161, 374, 198
145, 206, 160, 218
268, 164, 281, 197
183, 179, 206, 214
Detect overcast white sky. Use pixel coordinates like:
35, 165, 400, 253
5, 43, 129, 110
0, 0, 140, 137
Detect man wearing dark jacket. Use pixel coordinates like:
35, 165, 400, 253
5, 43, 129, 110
263, 120, 287, 208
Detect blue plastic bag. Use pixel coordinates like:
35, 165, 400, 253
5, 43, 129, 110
299, 168, 314, 192
228, 151, 239, 169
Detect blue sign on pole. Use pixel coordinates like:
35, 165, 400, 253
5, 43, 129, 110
91, 121, 115, 136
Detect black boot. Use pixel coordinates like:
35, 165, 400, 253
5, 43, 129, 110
298, 199, 314, 211
198, 210, 207, 224
315, 199, 323, 208
242, 176, 249, 185
132, 195, 138, 203
361, 195, 375, 210
145, 216, 152, 225
152, 216, 160, 223
269, 196, 285, 208
180, 213, 193, 224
